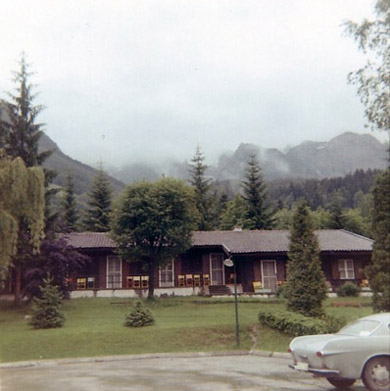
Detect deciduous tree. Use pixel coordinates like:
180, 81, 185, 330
0, 150, 45, 286
111, 178, 198, 298
344, 0, 390, 133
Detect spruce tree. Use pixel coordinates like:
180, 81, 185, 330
61, 173, 79, 232
0, 53, 51, 166
365, 169, 390, 311
241, 154, 273, 229
286, 201, 327, 317
124, 301, 155, 327
83, 166, 112, 232
188, 146, 213, 230
29, 275, 65, 329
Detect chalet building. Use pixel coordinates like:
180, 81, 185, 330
63, 229, 373, 298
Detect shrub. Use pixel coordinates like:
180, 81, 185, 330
29, 276, 65, 329
276, 284, 287, 298
125, 301, 155, 327
258, 308, 345, 336
337, 282, 360, 297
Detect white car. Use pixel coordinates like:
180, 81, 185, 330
288, 313, 390, 390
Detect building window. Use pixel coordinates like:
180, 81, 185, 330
107, 256, 122, 288
159, 261, 174, 287
338, 259, 355, 280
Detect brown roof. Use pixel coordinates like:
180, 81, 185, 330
192, 229, 373, 254
63, 229, 373, 254
63, 232, 116, 249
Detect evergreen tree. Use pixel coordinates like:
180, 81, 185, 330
83, 165, 113, 232
241, 154, 273, 229
220, 194, 246, 230
327, 191, 346, 229
286, 201, 327, 317
0, 53, 51, 166
365, 169, 390, 311
0, 54, 57, 301
188, 146, 213, 230
124, 301, 155, 327
61, 173, 78, 232
29, 275, 65, 329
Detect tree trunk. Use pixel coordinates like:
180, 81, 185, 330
148, 260, 155, 299
14, 264, 23, 304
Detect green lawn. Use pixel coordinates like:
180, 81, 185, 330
0, 296, 373, 363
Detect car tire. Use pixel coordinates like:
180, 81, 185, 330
362, 356, 390, 391
326, 377, 356, 389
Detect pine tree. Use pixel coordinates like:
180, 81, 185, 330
124, 301, 155, 327
83, 166, 112, 232
220, 194, 246, 230
188, 146, 213, 230
61, 173, 78, 232
365, 169, 390, 311
29, 275, 65, 329
286, 201, 328, 317
241, 154, 273, 229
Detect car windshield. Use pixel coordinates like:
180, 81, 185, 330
337, 319, 380, 336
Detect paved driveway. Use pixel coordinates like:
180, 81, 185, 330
0, 353, 366, 391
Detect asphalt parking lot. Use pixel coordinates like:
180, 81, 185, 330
0, 352, 366, 391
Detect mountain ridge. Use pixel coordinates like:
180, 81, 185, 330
38, 131, 388, 195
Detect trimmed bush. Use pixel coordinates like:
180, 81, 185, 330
337, 282, 360, 297
258, 308, 345, 336
125, 301, 155, 327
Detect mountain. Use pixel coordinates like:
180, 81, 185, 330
39, 134, 125, 195
210, 132, 388, 182
285, 132, 388, 178
38, 132, 388, 195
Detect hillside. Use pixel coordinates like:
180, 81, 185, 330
39, 134, 125, 195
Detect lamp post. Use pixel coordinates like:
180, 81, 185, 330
223, 255, 240, 347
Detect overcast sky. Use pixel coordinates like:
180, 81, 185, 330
0, 0, 386, 168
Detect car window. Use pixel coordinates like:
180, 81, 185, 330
337, 319, 380, 336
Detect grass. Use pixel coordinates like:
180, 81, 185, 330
0, 296, 373, 363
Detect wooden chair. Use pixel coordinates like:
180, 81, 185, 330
141, 276, 149, 288
193, 274, 201, 287
185, 274, 193, 287
178, 275, 185, 287
87, 277, 95, 289
203, 274, 210, 286
76, 278, 86, 290
133, 276, 141, 288
126, 276, 134, 288
253, 281, 262, 292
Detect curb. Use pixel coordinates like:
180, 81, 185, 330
0, 350, 290, 369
